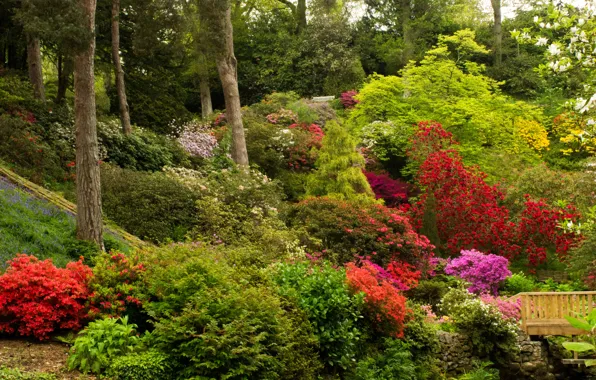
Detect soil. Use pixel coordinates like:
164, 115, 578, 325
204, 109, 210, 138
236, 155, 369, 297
0, 338, 94, 379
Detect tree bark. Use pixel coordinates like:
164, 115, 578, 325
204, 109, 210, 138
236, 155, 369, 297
297, 0, 307, 33
215, 6, 248, 166
74, 0, 103, 247
111, 0, 132, 135
491, 0, 502, 66
199, 76, 213, 119
401, 0, 413, 65
56, 54, 73, 104
26, 34, 45, 102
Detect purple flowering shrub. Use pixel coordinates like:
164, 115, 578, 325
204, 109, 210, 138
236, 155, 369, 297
480, 294, 521, 321
176, 121, 218, 158
445, 249, 511, 295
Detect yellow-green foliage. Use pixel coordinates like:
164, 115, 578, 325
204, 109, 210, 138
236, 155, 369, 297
306, 121, 375, 202
552, 113, 596, 156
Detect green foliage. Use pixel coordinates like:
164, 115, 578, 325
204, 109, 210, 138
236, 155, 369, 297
109, 350, 175, 380
406, 276, 460, 312
503, 273, 538, 294
349, 339, 417, 380
457, 361, 500, 380
101, 165, 199, 242
562, 310, 596, 366
360, 121, 415, 178
141, 244, 322, 379
274, 261, 365, 370
98, 119, 190, 172
67, 316, 141, 375
402, 302, 442, 379
440, 288, 519, 364
307, 120, 374, 202
0, 367, 56, 380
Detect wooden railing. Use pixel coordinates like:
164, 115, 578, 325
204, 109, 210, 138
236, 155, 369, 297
520, 292, 596, 336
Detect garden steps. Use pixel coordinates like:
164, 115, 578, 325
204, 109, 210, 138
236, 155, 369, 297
0, 163, 148, 250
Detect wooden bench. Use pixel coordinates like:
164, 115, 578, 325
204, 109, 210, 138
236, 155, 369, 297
520, 292, 596, 336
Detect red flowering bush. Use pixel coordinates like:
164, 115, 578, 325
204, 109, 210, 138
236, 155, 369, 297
410, 122, 583, 266
364, 171, 409, 207
287, 197, 434, 268
0, 255, 92, 340
287, 123, 324, 171
87, 252, 147, 319
407, 121, 457, 167
346, 261, 409, 337
340, 90, 359, 109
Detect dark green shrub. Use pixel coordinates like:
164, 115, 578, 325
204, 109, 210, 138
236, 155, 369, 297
275, 261, 365, 370
141, 244, 322, 380
403, 302, 442, 379
109, 351, 175, 380
101, 166, 199, 242
349, 339, 417, 380
406, 276, 460, 311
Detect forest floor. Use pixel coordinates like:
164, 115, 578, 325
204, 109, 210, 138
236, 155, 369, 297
0, 338, 93, 379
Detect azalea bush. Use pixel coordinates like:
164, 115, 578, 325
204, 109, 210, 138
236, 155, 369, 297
340, 90, 359, 109
286, 196, 434, 267
0, 254, 92, 340
479, 294, 522, 322
445, 250, 511, 295
364, 171, 409, 207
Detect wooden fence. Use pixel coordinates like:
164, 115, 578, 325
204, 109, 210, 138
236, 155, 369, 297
520, 292, 596, 336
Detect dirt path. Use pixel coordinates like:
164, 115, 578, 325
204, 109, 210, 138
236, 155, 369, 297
0, 339, 93, 379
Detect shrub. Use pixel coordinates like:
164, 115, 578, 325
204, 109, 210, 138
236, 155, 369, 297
503, 273, 538, 294
275, 261, 364, 370
346, 261, 409, 338
405, 277, 455, 311
349, 339, 417, 380
403, 302, 442, 379
364, 171, 409, 207
101, 165, 199, 242
87, 252, 147, 319
479, 295, 522, 322
142, 244, 322, 379
109, 350, 175, 380
287, 197, 434, 267
306, 120, 375, 202
0, 255, 92, 340
68, 316, 140, 374
440, 288, 519, 364
174, 119, 218, 159
341, 90, 359, 109
0, 367, 56, 380
444, 250, 511, 295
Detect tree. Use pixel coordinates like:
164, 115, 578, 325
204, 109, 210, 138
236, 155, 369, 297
74, 0, 103, 247
491, 0, 502, 65
111, 0, 132, 134
199, 0, 249, 166
26, 34, 45, 102
306, 120, 375, 202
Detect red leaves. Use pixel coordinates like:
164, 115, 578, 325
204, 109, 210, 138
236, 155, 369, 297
340, 90, 359, 109
0, 255, 92, 340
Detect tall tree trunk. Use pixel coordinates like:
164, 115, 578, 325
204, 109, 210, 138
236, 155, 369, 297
199, 77, 213, 119
56, 54, 73, 104
491, 0, 502, 66
401, 0, 413, 65
297, 0, 307, 33
215, 6, 248, 166
111, 0, 132, 135
74, 0, 103, 247
26, 34, 45, 102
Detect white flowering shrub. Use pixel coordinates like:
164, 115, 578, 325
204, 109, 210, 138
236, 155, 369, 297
174, 120, 218, 159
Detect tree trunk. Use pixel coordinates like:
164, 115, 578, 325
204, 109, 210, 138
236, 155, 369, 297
491, 0, 502, 66
26, 34, 45, 102
74, 0, 103, 247
215, 6, 248, 166
297, 0, 307, 33
56, 54, 73, 104
199, 76, 213, 119
401, 0, 413, 65
111, 0, 132, 135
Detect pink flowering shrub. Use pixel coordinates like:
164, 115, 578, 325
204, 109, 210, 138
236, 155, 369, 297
176, 122, 218, 158
364, 171, 409, 207
445, 249, 511, 295
340, 90, 359, 109
480, 294, 521, 321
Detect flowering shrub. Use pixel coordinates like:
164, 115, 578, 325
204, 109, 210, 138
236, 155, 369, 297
407, 121, 457, 167
364, 171, 409, 207
287, 196, 434, 267
479, 294, 521, 321
0, 255, 92, 340
87, 252, 147, 319
445, 250, 511, 295
287, 123, 324, 171
340, 90, 359, 109
175, 121, 218, 158
346, 261, 409, 338
266, 108, 298, 124
514, 119, 550, 152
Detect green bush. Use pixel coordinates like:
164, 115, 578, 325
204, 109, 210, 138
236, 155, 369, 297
403, 302, 441, 379
101, 165, 199, 242
440, 288, 519, 364
405, 277, 459, 312
0, 367, 56, 380
457, 361, 500, 380
275, 261, 365, 370
109, 350, 175, 380
503, 273, 538, 294
141, 244, 322, 379
349, 339, 417, 380
68, 316, 141, 374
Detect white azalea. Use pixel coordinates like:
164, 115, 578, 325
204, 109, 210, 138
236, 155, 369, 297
535, 37, 549, 46
548, 43, 561, 56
